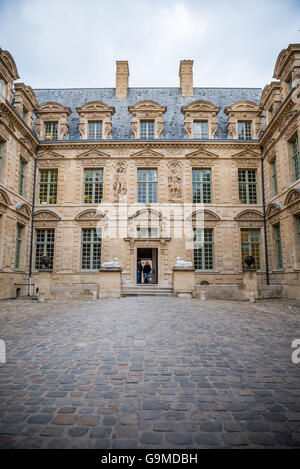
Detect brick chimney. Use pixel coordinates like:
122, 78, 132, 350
115, 61, 129, 99
179, 60, 194, 97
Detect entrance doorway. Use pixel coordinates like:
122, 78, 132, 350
137, 248, 158, 284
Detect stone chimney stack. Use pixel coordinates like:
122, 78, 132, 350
179, 60, 194, 97
115, 61, 129, 99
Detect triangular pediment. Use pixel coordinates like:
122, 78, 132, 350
38, 149, 65, 159
185, 149, 219, 159
231, 149, 261, 159
131, 149, 164, 158
77, 149, 110, 159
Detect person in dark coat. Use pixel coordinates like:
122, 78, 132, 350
137, 259, 143, 284
143, 261, 151, 284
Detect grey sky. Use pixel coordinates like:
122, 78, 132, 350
0, 0, 299, 89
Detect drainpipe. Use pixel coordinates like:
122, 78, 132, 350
28, 147, 38, 295
260, 145, 270, 285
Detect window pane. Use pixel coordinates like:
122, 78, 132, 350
15, 224, 23, 269
194, 228, 213, 270
193, 121, 208, 139
137, 169, 157, 203
274, 224, 283, 269
83, 169, 103, 203
238, 169, 257, 204
35, 228, 55, 270
0, 141, 3, 180
291, 135, 300, 181
241, 229, 261, 269
192, 169, 211, 203
44, 122, 58, 140
238, 121, 252, 140
88, 121, 102, 139
39, 169, 58, 204
81, 228, 102, 270
140, 121, 154, 139
18, 158, 26, 195
271, 159, 278, 195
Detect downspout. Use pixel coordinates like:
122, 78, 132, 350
28, 147, 38, 295
260, 145, 270, 285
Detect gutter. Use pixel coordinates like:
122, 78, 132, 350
260, 145, 270, 285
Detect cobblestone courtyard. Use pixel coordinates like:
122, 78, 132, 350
0, 297, 300, 449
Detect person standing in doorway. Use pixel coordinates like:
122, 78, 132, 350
137, 259, 143, 284
143, 261, 151, 284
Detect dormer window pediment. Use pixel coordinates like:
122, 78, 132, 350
76, 101, 115, 140
181, 100, 220, 139
128, 101, 166, 139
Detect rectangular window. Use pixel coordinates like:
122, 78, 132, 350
39, 169, 58, 204
83, 169, 103, 204
271, 158, 278, 196
18, 158, 26, 196
193, 121, 208, 139
0, 141, 2, 180
137, 169, 157, 203
241, 229, 261, 270
35, 228, 55, 270
192, 169, 212, 203
287, 75, 293, 92
15, 224, 23, 269
81, 228, 102, 270
291, 135, 300, 181
298, 215, 300, 247
44, 122, 58, 140
137, 227, 158, 238
88, 121, 102, 139
238, 169, 258, 204
140, 121, 154, 139
194, 228, 214, 270
238, 121, 252, 140
274, 223, 283, 269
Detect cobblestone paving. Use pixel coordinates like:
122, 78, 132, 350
0, 297, 300, 449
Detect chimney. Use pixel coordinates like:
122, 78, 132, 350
115, 61, 129, 99
179, 60, 194, 97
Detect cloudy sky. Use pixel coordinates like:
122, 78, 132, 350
0, 0, 299, 89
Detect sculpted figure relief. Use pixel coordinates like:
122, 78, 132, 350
113, 163, 127, 200
184, 121, 192, 138
79, 122, 85, 139
60, 123, 68, 139
211, 121, 218, 138
228, 122, 237, 139
131, 121, 138, 139
104, 122, 112, 139
168, 167, 182, 200
157, 120, 164, 138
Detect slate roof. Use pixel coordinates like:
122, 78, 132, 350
33, 87, 262, 140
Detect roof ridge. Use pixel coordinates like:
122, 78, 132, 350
33, 86, 262, 91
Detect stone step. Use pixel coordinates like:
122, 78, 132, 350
122, 285, 173, 297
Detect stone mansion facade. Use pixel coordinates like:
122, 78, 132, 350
0, 44, 299, 300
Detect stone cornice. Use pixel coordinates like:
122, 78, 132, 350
0, 97, 38, 152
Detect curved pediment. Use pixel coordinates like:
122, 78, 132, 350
37, 102, 72, 115
129, 208, 163, 220
75, 209, 108, 221
181, 100, 220, 114
284, 187, 300, 206
128, 100, 166, 114
266, 202, 281, 218
0, 188, 11, 207
34, 209, 61, 221
273, 48, 289, 79
225, 100, 261, 114
0, 48, 19, 80
235, 210, 263, 221
76, 101, 115, 115
17, 203, 31, 219
187, 209, 220, 221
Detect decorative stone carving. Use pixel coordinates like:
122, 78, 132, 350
76, 101, 115, 140
184, 121, 192, 138
174, 257, 192, 267
128, 101, 167, 139
228, 122, 237, 139
113, 162, 127, 201
60, 123, 68, 140
181, 100, 220, 139
101, 257, 120, 268
284, 188, 300, 206
168, 165, 182, 201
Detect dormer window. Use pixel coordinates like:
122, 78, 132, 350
44, 122, 58, 140
238, 121, 252, 140
88, 121, 102, 139
0, 79, 6, 97
193, 121, 208, 139
140, 120, 155, 139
